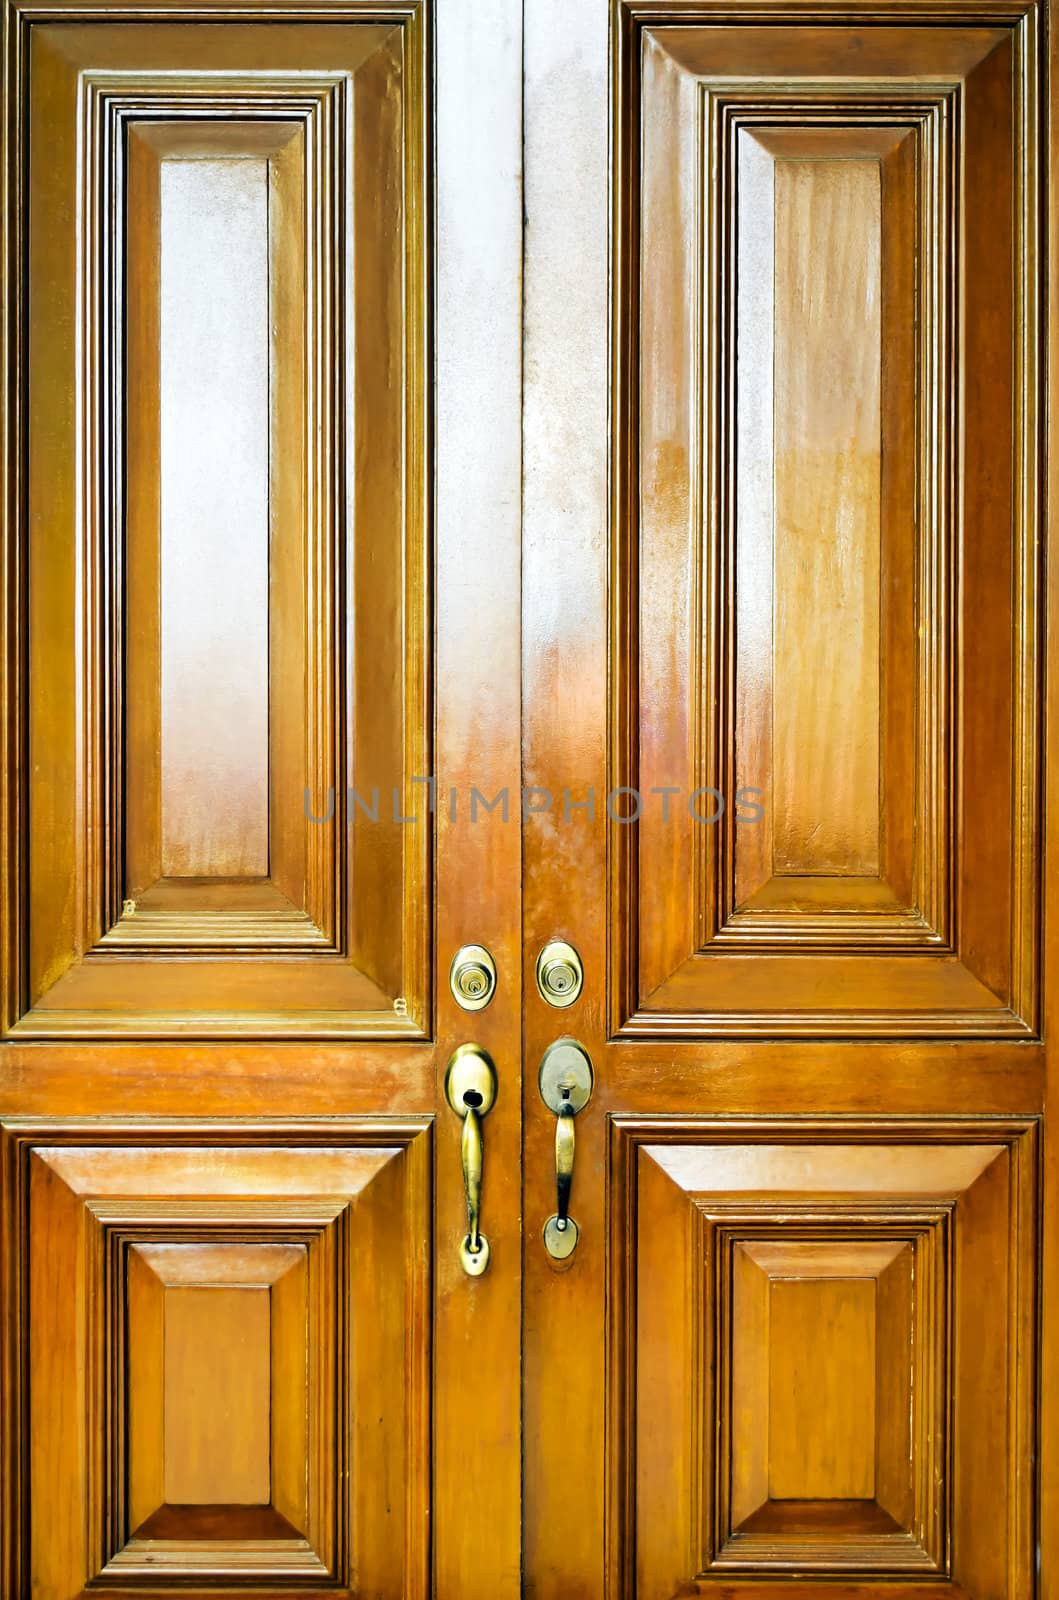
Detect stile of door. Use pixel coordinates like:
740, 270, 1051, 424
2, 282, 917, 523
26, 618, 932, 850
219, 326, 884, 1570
0, 2, 522, 1597
523, 3, 1052, 1597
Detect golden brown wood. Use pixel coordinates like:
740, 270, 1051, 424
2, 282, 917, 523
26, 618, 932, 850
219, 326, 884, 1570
771, 153, 881, 876
2, 0, 1055, 1595
10, 1122, 432, 1592
12, 12, 432, 1037
616, 16, 1038, 1035
161, 1287, 272, 1506
431, 6, 524, 1594
0, 3, 522, 1598
522, 3, 1046, 1598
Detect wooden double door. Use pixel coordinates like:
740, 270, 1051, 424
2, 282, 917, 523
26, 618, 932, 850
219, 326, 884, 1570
1, 0, 1054, 1595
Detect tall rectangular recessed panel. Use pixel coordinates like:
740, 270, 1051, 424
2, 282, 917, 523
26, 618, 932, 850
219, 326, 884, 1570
771, 155, 881, 878
159, 158, 270, 880
612, 8, 1040, 1038
767, 1276, 876, 1500
12, 10, 431, 1037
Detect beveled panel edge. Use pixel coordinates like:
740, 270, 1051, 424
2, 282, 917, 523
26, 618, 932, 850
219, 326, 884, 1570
709, 1216, 948, 1574
89, 76, 343, 957
93, 1214, 339, 1579
6, 1005, 429, 1040
617, 0, 1036, 18
710, 96, 952, 953
9, 0, 423, 15
614, 1004, 1036, 1041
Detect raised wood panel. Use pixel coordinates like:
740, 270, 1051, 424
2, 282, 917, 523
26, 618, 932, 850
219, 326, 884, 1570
611, 7, 1041, 1038
7, 8, 430, 1036
607, 1116, 1038, 1598
0, 1118, 431, 1596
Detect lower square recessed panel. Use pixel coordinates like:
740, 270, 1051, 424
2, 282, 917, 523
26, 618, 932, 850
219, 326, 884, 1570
608, 1116, 1037, 1599
1, 1119, 432, 1597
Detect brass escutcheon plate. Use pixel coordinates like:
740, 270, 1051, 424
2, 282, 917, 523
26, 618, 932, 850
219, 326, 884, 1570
538, 1037, 593, 1115
449, 944, 498, 1011
535, 940, 583, 1008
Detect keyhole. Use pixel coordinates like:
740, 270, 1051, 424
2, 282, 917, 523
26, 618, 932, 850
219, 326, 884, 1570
463, 1089, 483, 1109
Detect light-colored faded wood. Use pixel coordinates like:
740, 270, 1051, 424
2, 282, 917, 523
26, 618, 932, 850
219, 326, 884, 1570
433, 3, 524, 1594
159, 155, 270, 879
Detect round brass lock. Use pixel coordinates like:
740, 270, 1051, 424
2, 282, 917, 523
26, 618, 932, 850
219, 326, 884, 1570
449, 944, 497, 1011
535, 940, 583, 1009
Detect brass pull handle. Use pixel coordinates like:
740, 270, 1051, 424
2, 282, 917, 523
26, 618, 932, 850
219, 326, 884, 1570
462, 1104, 485, 1252
538, 1038, 594, 1261
555, 1102, 576, 1229
445, 1044, 498, 1276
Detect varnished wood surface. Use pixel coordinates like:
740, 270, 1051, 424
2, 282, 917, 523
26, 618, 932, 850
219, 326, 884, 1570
1, 1, 521, 1597
0, 0, 1054, 1595
523, 2, 1046, 1598
770, 152, 881, 877
1045, 9, 1059, 1600
432, 2, 524, 1594
12, 13, 432, 1037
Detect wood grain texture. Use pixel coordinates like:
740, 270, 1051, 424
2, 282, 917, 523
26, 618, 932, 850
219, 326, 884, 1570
162, 1286, 272, 1505
766, 1276, 877, 1500
432, 3, 524, 1593
771, 155, 881, 877
0, 2, 1052, 1598
0, 8, 509, 1600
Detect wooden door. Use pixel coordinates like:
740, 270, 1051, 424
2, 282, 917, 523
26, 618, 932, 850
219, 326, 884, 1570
0, 2, 523, 1596
523, 3, 1053, 1598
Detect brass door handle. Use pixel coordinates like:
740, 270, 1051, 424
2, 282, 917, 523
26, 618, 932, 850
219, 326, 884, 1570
538, 1038, 594, 1260
445, 1044, 498, 1276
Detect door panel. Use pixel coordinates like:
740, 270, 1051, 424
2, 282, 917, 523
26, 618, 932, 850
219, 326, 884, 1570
17, 14, 429, 1037
13, 1121, 430, 1595
609, 1118, 1037, 1594
613, 11, 1039, 1038
1, 3, 524, 1598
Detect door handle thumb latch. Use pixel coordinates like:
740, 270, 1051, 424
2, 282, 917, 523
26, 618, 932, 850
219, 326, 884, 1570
538, 1038, 594, 1260
445, 1044, 498, 1276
